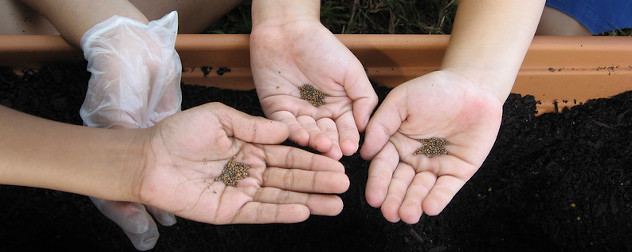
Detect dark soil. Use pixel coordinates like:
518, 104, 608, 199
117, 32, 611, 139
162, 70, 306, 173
1, 64, 631, 251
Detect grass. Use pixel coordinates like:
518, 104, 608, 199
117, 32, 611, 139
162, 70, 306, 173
320, 0, 458, 34
205, 1, 630, 36
203, 2, 252, 34
600, 29, 632, 36
205, 0, 457, 34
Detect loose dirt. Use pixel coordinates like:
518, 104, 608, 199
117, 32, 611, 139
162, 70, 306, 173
1, 64, 631, 251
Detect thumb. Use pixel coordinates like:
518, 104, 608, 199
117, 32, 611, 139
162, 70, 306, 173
343, 59, 378, 132
360, 93, 405, 160
211, 103, 290, 144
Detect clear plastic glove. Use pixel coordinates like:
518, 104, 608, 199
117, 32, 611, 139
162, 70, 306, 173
79, 11, 182, 251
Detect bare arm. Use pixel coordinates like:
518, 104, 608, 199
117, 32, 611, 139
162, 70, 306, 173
0, 102, 352, 224
441, 0, 546, 102
360, 0, 546, 223
251, 0, 320, 26
19, 0, 148, 46
250, 0, 378, 159
0, 105, 144, 202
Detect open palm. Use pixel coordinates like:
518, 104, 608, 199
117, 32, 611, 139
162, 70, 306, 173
250, 20, 377, 160
360, 70, 504, 224
138, 102, 350, 224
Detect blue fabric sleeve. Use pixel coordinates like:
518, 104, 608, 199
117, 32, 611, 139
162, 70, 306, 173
546, 0, 632, 34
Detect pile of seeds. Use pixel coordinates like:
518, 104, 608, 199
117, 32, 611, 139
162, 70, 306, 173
299, 84, 327, 107
413, 137, 449, 158
215, 157, 251, 187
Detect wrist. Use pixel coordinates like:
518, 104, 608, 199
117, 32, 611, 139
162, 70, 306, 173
438, 67, 512, 103
252, 0, 320, 28
125, 128, 154, 204
0, 106, 150, 202
69, 127, 150, 203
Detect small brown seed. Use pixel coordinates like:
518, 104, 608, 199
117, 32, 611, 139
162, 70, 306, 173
298, 84, 327, 107
215, 157, 251, 187
413, 137, 448, 158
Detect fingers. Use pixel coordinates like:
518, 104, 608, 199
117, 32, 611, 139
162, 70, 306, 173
211, 103, 290, 144
231, 202, 311, 224
89, 198, 159, 250
360, 96, 405, 160
378, 164, 439, 224
366, 141, 438, 224
380, 162, 415, 223
352, 93, 378, 132
263, 144, 345, 173
273, 111, 310, 146
261, 167, 349, 194
297, 115, 355, 160
90, 198, 150, 234
297, 115, 334, 154
273, 111, 338, 157
123, 218, 160, 251
365, 141, 399, 208
421, 175, 467, 216
261, 145, 349, 193
315, 118, 342, 160
366, 150, 473, 224
146, 205, 177, 226
253, 187, 344, 216
363, 132, 468, 224
217, 144, 349, 224
341, 58, 378, 132
394, 173, 467, 224
256, 144, 348, 217
399, 172, 436, 224
268, 104, 359, 160
335, 112, 360, 156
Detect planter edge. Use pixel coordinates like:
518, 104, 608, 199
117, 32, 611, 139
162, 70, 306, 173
1, 34, 630, 115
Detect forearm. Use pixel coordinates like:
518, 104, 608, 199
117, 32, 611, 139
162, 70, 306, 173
19, 0, 148, 47
441, 0, 545, 102
251, 0, 320, 28
0, 106, 146, 202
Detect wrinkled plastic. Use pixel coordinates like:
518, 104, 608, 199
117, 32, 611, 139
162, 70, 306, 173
79, 11, 182, 251
80, 11, 182, 128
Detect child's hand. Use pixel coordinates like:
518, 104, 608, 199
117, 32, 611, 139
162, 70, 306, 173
139, 102, 350, 224
250, 19, 377, 160
360, 70, 504, 224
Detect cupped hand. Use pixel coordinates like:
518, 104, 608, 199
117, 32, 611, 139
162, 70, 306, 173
137, 102, 350, 224
250, 20, 378, 160
360, 70, 504, 224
